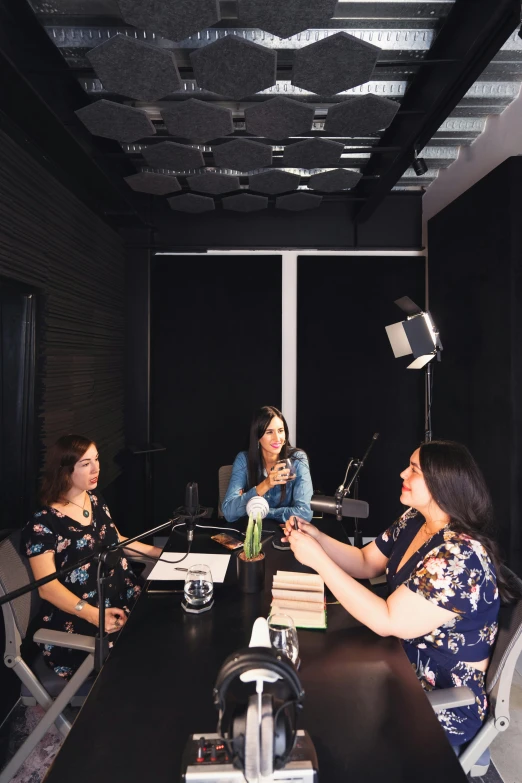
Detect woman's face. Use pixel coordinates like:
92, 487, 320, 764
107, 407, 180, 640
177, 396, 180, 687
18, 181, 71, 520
399, 448, 432, 511
70, 443, 100, 493
259, 416, 286, 460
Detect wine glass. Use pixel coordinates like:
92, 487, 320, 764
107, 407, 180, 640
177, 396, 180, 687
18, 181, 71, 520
268, 612, 300, 668
183, 565, 213, 613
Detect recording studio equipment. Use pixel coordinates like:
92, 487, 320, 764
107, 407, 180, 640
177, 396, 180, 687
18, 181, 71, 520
176, 482, 208, 541
246, 495, 269, 519
310, 495, 369, 519
181, 618, 319, 783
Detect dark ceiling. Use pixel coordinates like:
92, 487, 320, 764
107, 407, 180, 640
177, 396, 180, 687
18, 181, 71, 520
0, 0, 520, 231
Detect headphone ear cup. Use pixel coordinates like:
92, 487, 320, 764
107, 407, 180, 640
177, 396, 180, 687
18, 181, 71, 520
273, 700, 295, 770
231, 708, 247, 767
259, 694, 274, 779
244, 695, 260, 783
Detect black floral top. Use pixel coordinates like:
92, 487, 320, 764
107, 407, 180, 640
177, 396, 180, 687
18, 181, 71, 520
375, 508, 500, 746
22, 492, 142, 679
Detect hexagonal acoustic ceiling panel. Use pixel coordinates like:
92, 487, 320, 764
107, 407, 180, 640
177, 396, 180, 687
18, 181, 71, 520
142, 141, 205, 170
222, 193, 268, 212
282, 138, 345, 168
276, 193, 323, 211
161, 99, 234, 144
249, 170, 302, 195
187, 173, 241, 194
292, 32, 380, 95
190, 36, 277, 100
75, 100, 155, 143
213, 139, 272, 171
117, 0, 220, 42
308, 169, 362, 192
324, 95, 400, 136
244, 97, 315, 141
168, 193, 216, 213
124, 172, 181, 195
87, 34, 181, 101
236, 0, 338, 39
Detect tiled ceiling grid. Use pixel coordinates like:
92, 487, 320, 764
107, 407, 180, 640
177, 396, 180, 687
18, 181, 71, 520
28, 0, 522, 210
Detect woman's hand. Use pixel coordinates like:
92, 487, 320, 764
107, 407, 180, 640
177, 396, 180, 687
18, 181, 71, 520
282, 517, 321, 541
267, 461, 295, 488
89, 606, 127, 633
257, 461, 296, 496
285, 529, 326, 570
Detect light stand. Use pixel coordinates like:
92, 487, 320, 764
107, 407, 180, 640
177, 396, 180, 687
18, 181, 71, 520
385, 296, 442, 442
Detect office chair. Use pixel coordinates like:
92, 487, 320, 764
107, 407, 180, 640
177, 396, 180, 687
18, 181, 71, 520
425, 568, 522, 776
0, 530, 96, 783
218, 464, 233, 518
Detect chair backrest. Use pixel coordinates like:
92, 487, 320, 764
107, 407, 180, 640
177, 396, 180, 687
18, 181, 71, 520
0, 530, 41, 657
218, 465, 233, 518
486, 568, 522, 722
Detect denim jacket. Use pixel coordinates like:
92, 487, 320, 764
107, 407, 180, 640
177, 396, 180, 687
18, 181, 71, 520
222, 450, 313, 523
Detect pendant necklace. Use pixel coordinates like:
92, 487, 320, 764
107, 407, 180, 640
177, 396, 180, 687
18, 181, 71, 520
63, 493, 90, 518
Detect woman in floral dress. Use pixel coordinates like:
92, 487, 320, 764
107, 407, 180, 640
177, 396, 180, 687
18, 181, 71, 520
22, 434, 162, 680
283, 440, 518, 749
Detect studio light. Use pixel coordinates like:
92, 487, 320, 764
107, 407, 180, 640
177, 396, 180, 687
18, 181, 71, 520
385, 296, 443, 440
412, 152, 428, 177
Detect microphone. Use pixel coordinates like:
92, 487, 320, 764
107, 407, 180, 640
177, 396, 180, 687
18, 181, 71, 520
184, 482, 198, 542
310, 494, 369, 519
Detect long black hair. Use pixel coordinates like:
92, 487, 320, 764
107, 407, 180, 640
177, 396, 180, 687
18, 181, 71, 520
246, 406, 304, 502
419, 440, 519, 604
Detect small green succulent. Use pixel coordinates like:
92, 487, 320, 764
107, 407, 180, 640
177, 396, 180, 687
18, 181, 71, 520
243, 511, 262, 560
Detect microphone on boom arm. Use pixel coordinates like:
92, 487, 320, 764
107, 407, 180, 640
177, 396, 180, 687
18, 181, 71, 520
176, 482, 207, 541
330, 432, 379, 522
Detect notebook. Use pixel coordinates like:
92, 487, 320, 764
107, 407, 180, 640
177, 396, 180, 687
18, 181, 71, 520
270, 570, 327, 630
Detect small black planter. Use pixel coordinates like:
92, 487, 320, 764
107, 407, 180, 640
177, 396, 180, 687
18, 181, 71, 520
237, 552, 266, 594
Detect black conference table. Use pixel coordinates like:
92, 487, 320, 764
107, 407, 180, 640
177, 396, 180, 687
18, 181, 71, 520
44, 518, 467, 783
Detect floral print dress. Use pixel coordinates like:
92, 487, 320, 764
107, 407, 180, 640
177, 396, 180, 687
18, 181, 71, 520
22, 492, 142, 680
375, 509, 500, 747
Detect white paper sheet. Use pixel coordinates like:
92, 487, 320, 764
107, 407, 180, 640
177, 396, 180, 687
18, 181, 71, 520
148, 552, 231, 583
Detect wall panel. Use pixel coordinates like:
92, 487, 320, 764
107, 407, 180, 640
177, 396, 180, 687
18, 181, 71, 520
296, 255, 425, 537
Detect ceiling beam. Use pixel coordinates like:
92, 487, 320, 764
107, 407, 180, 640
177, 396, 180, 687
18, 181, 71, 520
354, 0, 521, 223
0, 0, 150, 227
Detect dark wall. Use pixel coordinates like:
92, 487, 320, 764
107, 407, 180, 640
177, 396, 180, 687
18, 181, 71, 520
428, 156, 522, 574
151, 256, 282, 521
145, 192, 422, 251
0, 128, 126, 490
297, 256, 426, 537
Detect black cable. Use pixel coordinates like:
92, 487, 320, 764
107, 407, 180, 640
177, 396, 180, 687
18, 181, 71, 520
122, 541, 192, 566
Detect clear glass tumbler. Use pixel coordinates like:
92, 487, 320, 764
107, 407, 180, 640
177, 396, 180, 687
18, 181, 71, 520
183, 564, 213, 612
268, 612, 300, 668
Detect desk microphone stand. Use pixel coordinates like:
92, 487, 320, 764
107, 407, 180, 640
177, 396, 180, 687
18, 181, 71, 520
336, 433, 379, 549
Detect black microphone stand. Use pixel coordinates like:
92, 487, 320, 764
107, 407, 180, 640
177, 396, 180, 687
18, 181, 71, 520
0, 516, 181, 673
336, 433, 379, 549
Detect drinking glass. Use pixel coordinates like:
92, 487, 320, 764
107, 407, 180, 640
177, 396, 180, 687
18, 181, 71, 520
268, 613, 300, 668
183, 564, 213, 612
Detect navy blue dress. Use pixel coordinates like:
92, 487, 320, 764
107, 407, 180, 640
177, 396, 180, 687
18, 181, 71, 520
22, 492, 142, 680
375, 509, 500, 747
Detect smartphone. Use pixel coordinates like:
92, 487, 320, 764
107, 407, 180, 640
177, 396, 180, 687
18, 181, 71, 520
211, 533, 243, 550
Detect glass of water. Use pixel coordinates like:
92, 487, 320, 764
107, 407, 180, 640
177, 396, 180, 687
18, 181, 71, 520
268, 613, 300, 668
183, 565, 213, 613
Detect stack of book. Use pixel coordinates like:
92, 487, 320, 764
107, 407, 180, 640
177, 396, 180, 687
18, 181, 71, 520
270, 570, 327, 629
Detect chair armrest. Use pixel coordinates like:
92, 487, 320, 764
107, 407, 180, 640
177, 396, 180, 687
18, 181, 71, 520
426, 686, 476, 712
34, 629, 96, 654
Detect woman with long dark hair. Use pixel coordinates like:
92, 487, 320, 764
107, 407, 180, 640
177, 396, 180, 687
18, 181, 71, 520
283, 440, 515, 750
222, 405, 313, 523
22, 434, 162, 680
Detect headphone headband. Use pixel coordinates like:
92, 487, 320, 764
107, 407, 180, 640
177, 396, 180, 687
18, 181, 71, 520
213, 646, 304, 711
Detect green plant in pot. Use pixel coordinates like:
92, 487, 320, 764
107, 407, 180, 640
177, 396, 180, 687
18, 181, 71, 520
237, 497, 268, 593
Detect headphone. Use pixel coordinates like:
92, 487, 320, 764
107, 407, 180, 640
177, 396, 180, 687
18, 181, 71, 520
213, 646, 305, 781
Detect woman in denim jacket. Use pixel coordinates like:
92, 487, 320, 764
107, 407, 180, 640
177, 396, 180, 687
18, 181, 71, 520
222, 405, 313, 524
